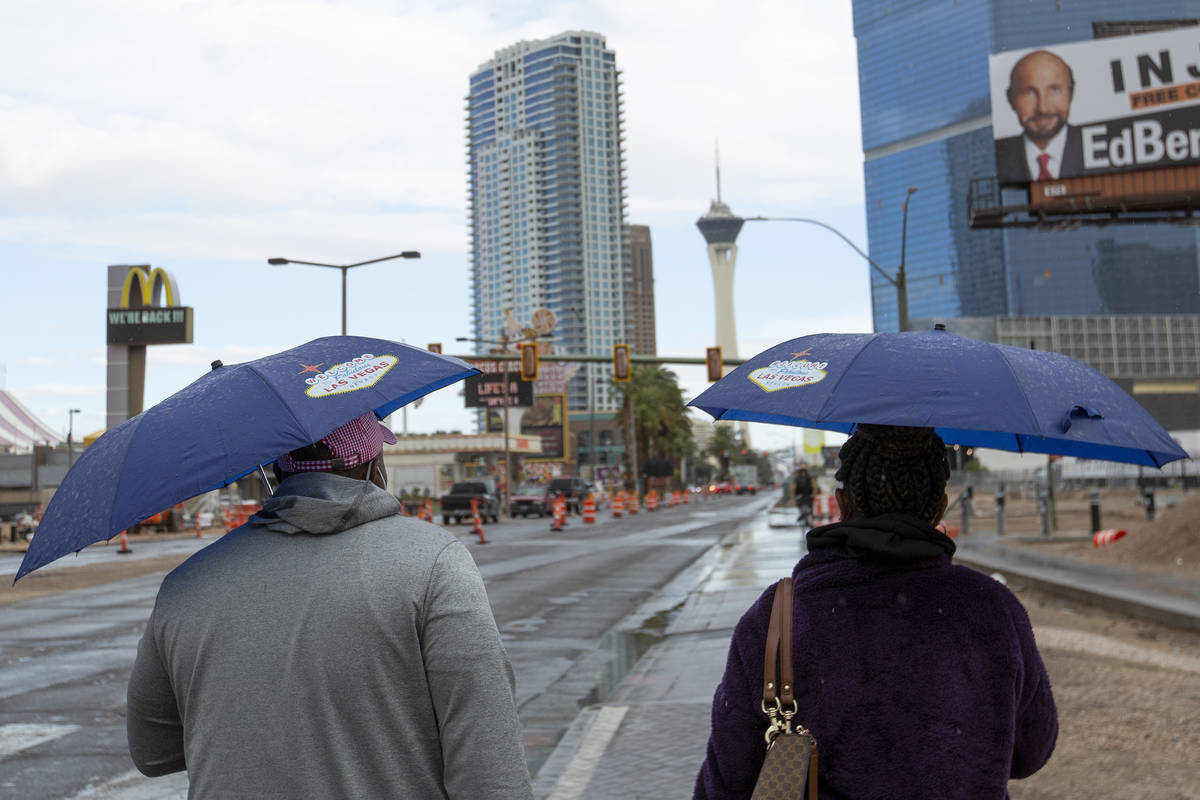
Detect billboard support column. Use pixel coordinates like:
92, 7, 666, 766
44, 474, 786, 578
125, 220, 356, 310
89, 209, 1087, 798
502, 343, 510, 516
105, 264, 193, 430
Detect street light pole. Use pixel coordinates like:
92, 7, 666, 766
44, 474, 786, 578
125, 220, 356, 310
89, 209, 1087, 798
745, 186, 918, 332
896, 187, 918, 332
267, 251, 421, 335
457, 332, 547, 517
67, 408, 80, 468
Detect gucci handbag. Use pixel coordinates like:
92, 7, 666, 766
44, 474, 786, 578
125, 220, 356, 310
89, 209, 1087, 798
750, 577, 819, 800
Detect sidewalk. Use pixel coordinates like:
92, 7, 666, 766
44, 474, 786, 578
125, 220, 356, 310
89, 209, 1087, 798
531, 508, 1200, 800
532, 512, 805, 800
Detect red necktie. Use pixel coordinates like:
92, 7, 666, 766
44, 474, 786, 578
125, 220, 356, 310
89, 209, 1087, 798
1036, 153, 1052, 180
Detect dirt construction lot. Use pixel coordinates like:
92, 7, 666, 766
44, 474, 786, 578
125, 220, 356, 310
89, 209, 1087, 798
4, 503, 1200, 798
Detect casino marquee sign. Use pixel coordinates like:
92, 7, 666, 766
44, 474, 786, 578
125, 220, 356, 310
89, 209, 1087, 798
106, 266, 194, 345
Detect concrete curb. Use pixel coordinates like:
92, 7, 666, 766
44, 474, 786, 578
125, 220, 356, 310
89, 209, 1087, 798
954, 547, 1200, 633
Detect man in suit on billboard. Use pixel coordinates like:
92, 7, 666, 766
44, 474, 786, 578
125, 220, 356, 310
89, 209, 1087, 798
995, 50, 1083, 184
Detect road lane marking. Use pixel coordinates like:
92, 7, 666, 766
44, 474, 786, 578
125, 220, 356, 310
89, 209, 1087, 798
67, 768, 189, 799
0, 723, 79, 758
547, 705, 629, 800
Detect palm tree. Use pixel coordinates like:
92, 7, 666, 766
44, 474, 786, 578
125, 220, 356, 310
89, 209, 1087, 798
614, 365, 694, 487
702, 423, 740, 481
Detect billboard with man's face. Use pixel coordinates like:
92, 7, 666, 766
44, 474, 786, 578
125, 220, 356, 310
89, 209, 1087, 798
989, 27, 1200, 186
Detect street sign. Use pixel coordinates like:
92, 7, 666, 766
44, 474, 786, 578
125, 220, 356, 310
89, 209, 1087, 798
462, 372, 533, 408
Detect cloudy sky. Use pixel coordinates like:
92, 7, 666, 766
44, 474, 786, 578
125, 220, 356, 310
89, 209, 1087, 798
1, 0, 874, 456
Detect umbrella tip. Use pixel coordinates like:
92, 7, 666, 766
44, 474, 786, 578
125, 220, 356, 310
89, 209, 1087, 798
211, 360, 224, 370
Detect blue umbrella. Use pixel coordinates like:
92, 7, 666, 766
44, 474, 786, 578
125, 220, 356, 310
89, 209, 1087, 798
18, 336, 478, 580
688, 328, 1187, 468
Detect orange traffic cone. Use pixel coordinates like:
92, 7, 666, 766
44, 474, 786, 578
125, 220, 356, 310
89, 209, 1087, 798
425, 498, 434, 522
471, 497, 488, 544
612, 491, 624, 518
195, 514, 202, 538
550, 495, 567, 531
583, 493, 596, 524
646, 491, 658, 512
1093, 529, 1127, 547
629, 492, 640, 514
118, 530, 132, 555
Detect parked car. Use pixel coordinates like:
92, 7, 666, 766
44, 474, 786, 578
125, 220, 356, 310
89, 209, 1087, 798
440, 481, 500, 524
509, 484, 547, 518
543, 477, 591, 515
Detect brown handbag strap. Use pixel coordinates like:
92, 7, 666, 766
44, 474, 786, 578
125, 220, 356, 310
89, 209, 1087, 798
761, 577, 795, 705
778, 577, 794, 704
761, 577, 817, 800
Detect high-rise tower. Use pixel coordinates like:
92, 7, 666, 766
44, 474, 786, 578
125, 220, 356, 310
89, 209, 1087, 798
627, 224, 657, 355
696, 185, 744, 369
466, 31, 628, 415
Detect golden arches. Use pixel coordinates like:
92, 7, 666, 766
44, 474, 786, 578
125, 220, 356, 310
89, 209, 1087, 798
120, 266, 179, 308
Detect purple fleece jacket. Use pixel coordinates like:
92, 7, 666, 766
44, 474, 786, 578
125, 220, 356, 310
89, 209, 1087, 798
694, 515, 1057, 799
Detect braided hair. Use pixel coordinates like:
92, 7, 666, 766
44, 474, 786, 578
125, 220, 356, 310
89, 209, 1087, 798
834, 424, 950, 522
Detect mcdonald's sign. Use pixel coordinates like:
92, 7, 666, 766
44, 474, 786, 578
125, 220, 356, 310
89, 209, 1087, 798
106, 265, 194, 345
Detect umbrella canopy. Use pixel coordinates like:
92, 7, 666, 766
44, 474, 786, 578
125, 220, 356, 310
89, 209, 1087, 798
688, 328, 1187, 468
18, 336, 478, 580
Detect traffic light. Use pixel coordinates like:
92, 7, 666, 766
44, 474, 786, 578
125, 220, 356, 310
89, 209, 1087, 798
612, 343, 631, 382
706, 347, 723, 382
427, 343, 442, 354
519, 342, 538, 381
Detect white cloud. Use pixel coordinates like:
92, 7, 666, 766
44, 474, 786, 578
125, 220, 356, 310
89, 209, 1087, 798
0, 0, 869, 439
0, 0, 860, 240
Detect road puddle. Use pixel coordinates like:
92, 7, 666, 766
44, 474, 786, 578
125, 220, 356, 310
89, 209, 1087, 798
579, 603, 683, 708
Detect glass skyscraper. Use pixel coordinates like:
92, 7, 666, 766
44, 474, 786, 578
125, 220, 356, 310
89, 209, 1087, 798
466, 30, 628, 414
852, 1, 1200, 332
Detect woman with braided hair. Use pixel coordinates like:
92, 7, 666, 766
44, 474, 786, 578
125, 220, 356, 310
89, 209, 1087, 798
695, 424, 1057, 799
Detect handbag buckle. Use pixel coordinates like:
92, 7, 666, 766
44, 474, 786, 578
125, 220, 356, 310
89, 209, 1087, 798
762, 697, 801, 744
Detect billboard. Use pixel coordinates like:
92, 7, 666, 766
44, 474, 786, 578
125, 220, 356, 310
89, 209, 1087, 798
462, 371, 533, 409
520, 394, 566, 461
989, 27, 1200, 186
106, 266, 194, 345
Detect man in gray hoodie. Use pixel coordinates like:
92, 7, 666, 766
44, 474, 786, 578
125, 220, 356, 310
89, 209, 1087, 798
127, 412, 533, 799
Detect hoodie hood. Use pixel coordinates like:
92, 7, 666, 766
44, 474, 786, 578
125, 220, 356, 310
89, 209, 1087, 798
805, 512, 956, 563
248, 472, 402, 535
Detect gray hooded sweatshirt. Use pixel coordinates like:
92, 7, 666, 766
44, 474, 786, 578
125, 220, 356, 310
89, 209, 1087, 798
128, 472, 532, 799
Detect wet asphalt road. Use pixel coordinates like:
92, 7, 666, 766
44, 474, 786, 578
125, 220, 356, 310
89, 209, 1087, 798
0, 492, 770, 799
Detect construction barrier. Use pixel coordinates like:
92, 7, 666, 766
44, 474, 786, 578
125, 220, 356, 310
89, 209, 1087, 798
470, 497, 488, 544
550, 495, 567, 531
646, 491, 659, 512
629, 492, 640, 514
195, 514, 203, 538
583, 493, 596, 524
425, 498, 434, 522
812, 493, 841, 524
1093, 528, 1127, 547
118, 530, 132, 555
612, 492, 624, 518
